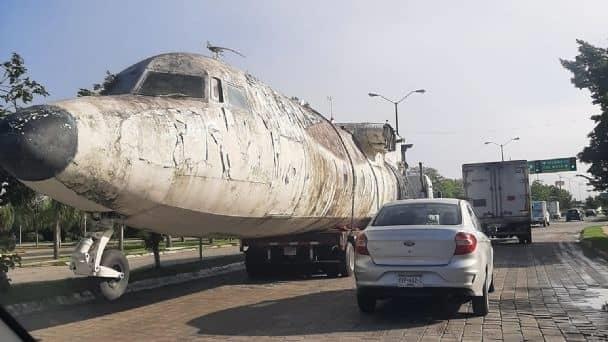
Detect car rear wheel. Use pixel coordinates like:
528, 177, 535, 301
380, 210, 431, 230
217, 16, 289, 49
472, 275, 489, 316
357, 293, 376, 313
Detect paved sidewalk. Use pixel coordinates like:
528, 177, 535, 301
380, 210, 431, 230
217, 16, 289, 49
9, 246, 241, 284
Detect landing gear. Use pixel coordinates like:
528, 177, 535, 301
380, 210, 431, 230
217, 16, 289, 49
99, 249, 130, 300
70, 214, 130, 300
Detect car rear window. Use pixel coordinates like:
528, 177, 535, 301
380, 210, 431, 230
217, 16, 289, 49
372, 203, 462, 226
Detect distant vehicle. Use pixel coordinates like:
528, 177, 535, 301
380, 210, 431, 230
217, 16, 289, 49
547, 201, 561, 220
531, 201, 550, 227
566, 209, 584, 222
354, 198, 494, 317
462, 161, 532, 244
585, 209, 597, 217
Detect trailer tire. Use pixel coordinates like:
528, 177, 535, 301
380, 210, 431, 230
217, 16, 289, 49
99, 249, 129, 301
337, 242, 355, 277
245, 250, 265, 278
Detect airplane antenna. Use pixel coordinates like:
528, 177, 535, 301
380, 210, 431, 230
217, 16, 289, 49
206, 41, 246, 60
327, 96, 334, 122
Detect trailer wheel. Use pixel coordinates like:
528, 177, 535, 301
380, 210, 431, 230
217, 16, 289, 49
245, 251, 265, 278
337, 242, 355, 277
99, 249, 129, 301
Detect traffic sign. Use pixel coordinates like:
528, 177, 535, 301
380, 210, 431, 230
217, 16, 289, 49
528, 157, 577, 174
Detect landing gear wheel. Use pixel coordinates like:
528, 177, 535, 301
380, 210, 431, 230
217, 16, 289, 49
357, 293, 376, 313
471, 275, 489, 316
99, 249, 129, 301
337, 242, 355, 277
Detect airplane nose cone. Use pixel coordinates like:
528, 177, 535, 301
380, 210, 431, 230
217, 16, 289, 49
0, 105, 77, 181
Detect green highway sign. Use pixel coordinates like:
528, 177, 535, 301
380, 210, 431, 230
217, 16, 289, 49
528, 157, 577, 174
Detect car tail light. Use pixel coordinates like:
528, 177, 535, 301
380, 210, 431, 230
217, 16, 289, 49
454, 232, 477, 255
355, 233, 369, 255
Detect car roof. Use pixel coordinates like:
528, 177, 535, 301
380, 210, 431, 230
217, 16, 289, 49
382, 198, 462, 207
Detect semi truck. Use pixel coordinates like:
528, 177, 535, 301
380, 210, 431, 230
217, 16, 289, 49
547, 201, 561, 220
462, 160, 532, 244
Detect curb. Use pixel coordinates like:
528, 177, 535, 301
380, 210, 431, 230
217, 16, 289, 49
5, 261, 244, 317
19, 243, 239, 267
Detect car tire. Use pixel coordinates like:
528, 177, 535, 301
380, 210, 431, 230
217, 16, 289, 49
99, 249, 130, 301
357, 293, 376, 313
471, 275, 490, 316
542, 220, 547, 227
489, 274, 495, 293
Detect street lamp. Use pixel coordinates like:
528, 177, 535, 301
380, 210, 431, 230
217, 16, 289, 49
368, 89, 425, 135
484, 137, 520, 162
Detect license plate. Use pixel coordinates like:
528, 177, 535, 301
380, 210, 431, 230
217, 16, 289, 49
284, 246, 297, 256
397, 274, 422, 288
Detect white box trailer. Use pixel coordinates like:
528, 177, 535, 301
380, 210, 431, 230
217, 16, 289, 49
531, 201, 550, 226
547, 201, 561, 220
462, 160, 532, 243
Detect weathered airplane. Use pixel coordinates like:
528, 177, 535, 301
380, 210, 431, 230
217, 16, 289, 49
0, 51, 420, 299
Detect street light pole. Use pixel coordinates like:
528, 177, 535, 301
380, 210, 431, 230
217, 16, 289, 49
484, 137, 520, 162
368, 89, 425, 135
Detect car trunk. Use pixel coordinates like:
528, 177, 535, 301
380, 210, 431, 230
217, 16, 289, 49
365, 226, 458, 266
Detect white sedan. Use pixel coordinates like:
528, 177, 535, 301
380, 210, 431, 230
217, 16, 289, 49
354, 198, 494, 316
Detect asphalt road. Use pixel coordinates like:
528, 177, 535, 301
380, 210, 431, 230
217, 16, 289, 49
14, 220, 608, 341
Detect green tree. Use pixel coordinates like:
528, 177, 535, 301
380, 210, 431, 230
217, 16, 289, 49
561, 40, 608, 191
0, 53, 49, 290
530, 180, 574, 210
410, 166, 465, 199
0, 53, 49, 117
77, 71, 116, 97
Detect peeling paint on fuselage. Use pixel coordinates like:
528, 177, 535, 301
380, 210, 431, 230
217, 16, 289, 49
19, 53, 407, 238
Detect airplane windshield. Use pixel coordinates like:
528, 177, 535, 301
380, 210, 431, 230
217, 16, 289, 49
103, 59, 149, 95
137, 72, 205, 98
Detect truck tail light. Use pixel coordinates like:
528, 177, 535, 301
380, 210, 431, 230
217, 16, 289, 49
355, 233, 369, 255
454, 232, 477, 255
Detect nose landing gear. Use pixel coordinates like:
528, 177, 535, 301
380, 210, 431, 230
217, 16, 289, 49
70, 214, 130, 300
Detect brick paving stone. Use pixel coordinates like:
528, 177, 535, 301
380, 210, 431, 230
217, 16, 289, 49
11, 221, 608, 341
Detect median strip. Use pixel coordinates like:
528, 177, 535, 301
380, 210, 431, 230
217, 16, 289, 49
580, 225, 608, 259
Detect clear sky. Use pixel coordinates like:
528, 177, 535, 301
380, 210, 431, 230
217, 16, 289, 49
1, 1, 605, 199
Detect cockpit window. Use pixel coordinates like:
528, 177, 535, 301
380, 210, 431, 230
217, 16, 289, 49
104, 59, 149, 95
137, 72, 205, 98
226, 83, 249, 110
